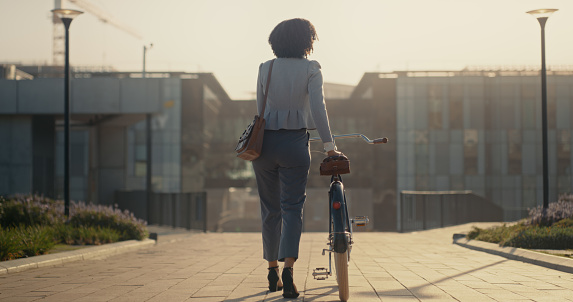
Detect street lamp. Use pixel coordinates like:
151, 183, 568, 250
52, 8, 83, 218
143, 43, 153, 222
526, 8, 558, 209
143, 43, 153, 77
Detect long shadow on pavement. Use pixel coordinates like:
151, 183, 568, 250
373, 259, 509, 299
223, 286, 338, 301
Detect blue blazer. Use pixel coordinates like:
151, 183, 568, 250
257, 58, 334, 145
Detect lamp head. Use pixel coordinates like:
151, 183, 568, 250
51, 9, 83, 21
526, 8, 558, 19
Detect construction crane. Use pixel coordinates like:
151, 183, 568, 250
52, 0, 142, 66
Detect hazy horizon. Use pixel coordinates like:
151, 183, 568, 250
1, 0, 572, 99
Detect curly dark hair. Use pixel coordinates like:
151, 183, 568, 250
268, 18, 318, 58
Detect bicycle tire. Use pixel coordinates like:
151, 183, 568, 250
334, 250, 350, 301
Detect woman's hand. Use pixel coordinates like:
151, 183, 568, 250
327, 150, 343, 157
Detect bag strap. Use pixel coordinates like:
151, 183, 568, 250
259, 59, 275, 116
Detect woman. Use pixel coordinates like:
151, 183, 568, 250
252, 18, 342, 299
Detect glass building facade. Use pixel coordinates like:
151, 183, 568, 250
394, 70, 573, 221
3, 66, 572, 231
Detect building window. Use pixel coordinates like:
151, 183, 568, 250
416, 175, 429, 190
415, 144, 429, 175
548, 84, 556, 129
435, 143, 449, 175
558, 130, 570, 176
415, 130, 429, 176
134, 130, 147, 177
464, 129, 478, 175
508, 130, 522, 175
500, 84, 516, 129
521, 85, 536, 129
428, 84, 442, 129
449, 85, 463, 129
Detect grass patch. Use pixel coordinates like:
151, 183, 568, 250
0, 225, 56, 261
467, 194, 573, 250
468, 219, 573, 249
54, 224, 122, 245
467, 195, 573, 250
0, 194, 148, 261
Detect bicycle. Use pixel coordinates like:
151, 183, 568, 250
310, 133, 388, 302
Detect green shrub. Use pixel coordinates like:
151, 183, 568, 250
502, 226, 573, 250
0, 225, 55, 261
0, 195, 64, 228
0, 226, 24, 261
69, 202, 148, 241
468, 220, 573, 250
468, 195, 573, 250
16, 225, 56, 256
54, 223, 74, 245
0, 195, 148, 261
54, 224, 121, 245
553, 218, 573, 228
467, 223, 526, 243
0, 195, 148, 241
527, 194, 573, 226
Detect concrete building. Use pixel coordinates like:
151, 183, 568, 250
0, 65, 228, 205
1, 65, 572, 231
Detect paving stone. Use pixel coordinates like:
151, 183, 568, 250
0, 296, 35, 302
1, 223, 572, 301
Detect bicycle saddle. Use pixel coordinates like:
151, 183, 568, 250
320, 154, 350, 175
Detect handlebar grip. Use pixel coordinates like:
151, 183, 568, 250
373, 137, 388, 144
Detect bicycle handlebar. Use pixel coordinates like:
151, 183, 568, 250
309, 133, 388, 145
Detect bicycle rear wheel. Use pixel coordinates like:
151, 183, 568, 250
334, 250, 349, 301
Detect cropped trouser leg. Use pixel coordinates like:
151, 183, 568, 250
252, 129, 310, 262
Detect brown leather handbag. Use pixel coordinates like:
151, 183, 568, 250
235, 60, 274, 161
320, 154, 350, 175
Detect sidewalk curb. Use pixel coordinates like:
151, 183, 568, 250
149, 231, 204, 244
0, 239, 156, 275
453, 237, 573, 274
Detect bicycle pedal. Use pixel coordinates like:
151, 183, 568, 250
353, 216, 369, 226
313, 267, 329, 280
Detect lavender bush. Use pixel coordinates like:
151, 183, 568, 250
69, 202, 148, 241
0, 194, 64, 228
469, 194, 573, 249
0, 195, 147, 240
0, 194, 148, 261
55, 224, 121, 245
501, 221, 573, 249
527, 194, 573, 226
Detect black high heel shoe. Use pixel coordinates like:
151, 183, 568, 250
267, 266, 283, 292
282, 267, 300, 298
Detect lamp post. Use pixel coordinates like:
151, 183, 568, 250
52, 8, 83, 218
526, 8, 558, 209
143, 43, 153, 222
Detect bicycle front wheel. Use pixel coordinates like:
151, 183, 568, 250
334, 251, 349, 301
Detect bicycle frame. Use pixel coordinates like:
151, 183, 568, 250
312, 133, 387, 283
329, 175, 351, 254
314, 174, 351, 280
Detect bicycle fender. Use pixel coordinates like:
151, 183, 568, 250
330, 181, 348, 253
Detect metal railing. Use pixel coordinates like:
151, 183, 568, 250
115, 190, 207, 232
399, 190, 503, 232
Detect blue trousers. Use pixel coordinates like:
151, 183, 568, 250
252, 129, 310, 262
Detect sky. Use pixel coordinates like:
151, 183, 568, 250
1, 0, 572, 100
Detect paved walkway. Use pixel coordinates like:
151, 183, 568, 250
1, 224, 573, 301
